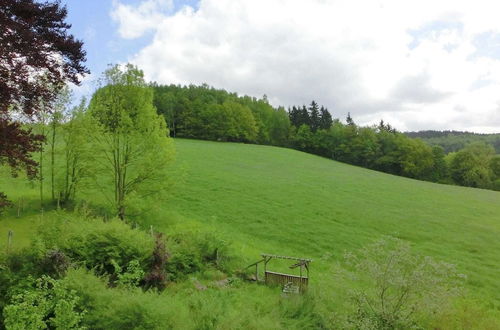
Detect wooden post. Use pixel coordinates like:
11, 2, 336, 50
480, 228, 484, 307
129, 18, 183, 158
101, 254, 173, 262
299, 264, 303, 292
264, 256, 271, 274
17, 198, 22, 218
7, 230, 13, 254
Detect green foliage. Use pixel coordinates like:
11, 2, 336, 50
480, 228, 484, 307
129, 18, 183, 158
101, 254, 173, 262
448, 142, 496, 189
62, 269, 192, 330
115, 260, 145, 289
166, 228, 236, 281
342, 238, 464, 329
33, 212, 154, 280
406, 130, 500, 153
88, 64, 176, 219
3, 275, 85, 330
55, 98, 92, 205
153, 84, 291, 145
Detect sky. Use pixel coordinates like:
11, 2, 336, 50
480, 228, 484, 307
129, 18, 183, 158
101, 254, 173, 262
63, 0, 500, 133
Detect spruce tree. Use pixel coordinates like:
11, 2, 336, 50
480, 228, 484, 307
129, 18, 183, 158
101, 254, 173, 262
300, 105, 310, 127
346, 112, 355, 126
319, 106, 333, 130
288, 106, 301, 127
309, 101, 320, 132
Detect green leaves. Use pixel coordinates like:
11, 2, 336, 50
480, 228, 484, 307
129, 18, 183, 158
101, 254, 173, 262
343, 238, 465, 329
3, 276, 86, 330
86, 64, 176, 219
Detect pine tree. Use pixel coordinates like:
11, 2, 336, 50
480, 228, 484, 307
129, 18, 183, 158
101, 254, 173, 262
288, 106, 301, 127
346, 112, 355, 126
300, 105, 310, 127
309, 101, 320, 132
319, 106, 333, 130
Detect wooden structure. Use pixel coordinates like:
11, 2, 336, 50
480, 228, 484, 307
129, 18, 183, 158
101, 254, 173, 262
247, 254, 312, 293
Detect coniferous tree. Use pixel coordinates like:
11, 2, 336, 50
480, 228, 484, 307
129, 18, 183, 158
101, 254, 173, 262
309, 101, 320, 132
288, 106, 301, 127
300, 105, 310, 127
319, 106, 333, 130
346, 112, 355, 126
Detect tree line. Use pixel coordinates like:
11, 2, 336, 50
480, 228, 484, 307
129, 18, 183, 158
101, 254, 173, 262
405, 130, 500, 154
153, 85, 500, 191
152, 84, 291, 146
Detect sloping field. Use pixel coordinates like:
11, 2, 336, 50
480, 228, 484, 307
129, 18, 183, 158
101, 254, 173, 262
161, 138, 500, 303
1, 137, 499, 306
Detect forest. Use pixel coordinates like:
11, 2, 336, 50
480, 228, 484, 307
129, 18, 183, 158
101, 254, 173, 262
405, 130, 500, 153
152, 84, 500, 191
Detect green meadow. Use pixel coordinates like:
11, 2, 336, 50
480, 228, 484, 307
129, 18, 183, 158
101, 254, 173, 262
160, 139, 500, 301
2, 138, 500, 328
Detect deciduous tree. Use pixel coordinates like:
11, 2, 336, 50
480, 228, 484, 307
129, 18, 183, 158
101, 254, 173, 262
88, 64, 175, 220
0, 0, 87, 208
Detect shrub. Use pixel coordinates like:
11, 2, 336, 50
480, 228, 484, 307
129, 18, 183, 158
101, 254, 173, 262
33, 212, 154, 282
166, 229, 237, 281
3, 275, 85, 330
39, 249, 70, 278
342, 237, 465, 329
0, 192, 11, 215
143, 233, 169, 291
62, 269, 193, 329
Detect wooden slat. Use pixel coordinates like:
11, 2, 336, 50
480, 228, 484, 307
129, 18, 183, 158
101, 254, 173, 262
246, 258, 266, 268
264, 271, 308, 291
261, 254, 312, 262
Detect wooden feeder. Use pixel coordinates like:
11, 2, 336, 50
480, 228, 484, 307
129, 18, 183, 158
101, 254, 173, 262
247, 254, 312, 293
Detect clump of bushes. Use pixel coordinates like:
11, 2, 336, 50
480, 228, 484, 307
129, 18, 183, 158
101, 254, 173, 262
33, 212, 154, 281
340, 237, 465, 329
166, 228, 238, 281
61, 269, 193, 329
3, 275, 85, 330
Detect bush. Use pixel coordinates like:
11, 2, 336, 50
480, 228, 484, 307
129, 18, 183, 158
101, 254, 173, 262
33, 212, 154, 282
342, 237, 465, 329
62, 269, 193, 329
166, 228, 237, 281
3, 275, 85, 330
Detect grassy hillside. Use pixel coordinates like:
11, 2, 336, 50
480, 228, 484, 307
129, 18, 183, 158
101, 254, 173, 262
156, 139, 500, 303
2, 138, 500, 308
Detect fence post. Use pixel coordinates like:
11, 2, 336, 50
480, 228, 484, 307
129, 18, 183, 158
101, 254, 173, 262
6, 230, 13, 254
17, 198, 23, 218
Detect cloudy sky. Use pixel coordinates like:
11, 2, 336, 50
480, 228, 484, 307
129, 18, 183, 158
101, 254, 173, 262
65, 0, 500, 133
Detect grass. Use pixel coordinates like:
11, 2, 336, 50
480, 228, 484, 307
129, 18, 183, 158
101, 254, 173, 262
159, 139, 500, 305
1, 137, 500, 309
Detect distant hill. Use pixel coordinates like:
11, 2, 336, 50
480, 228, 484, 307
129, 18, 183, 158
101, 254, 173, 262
405, 130, 500, 153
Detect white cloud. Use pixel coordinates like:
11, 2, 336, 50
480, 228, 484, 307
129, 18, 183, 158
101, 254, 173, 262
111, 0, 500, 133
69, 72, 97, 104
111, 0, 174, 39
